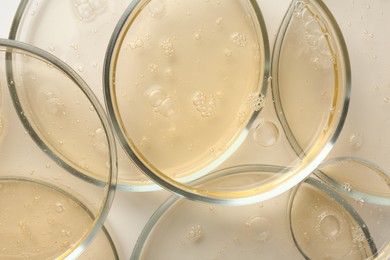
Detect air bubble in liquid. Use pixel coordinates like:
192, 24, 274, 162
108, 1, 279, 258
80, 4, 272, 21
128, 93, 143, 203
246, 94, 265, 111
159, 98, 178, 117
253, 121, 279, 147
318, 213, 341, 238
45, 92, 66, 116
160, 38, 175, 58
348, 133, 363, 150
188, 225, 203, 242
54, 202, 65, 213
193, 92, 217, 118
245, 216, 271, 242
146, 87, 167, 107
230, 32, 247, 47
92, 128, 108, 153
148, 0, 165, 17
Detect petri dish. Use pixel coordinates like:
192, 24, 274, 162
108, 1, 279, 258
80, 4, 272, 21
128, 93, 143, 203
0, 39, 117, 258
132, 160, 389, 259
9, 0, 151, 191
290, 158, 390, 259
81, 224, 122, 259
104, 0, 349, 204
131, 165, 303, 260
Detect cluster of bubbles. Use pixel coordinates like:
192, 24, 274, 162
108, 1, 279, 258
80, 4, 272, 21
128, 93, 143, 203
73, 0, 107, 22
187, 225, 203, 242
192, 91, 217, 118
294, 1, 335, 70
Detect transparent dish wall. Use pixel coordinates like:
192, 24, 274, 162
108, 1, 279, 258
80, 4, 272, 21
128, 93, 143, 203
0, 39, 117, 259
104, 0, 349, 204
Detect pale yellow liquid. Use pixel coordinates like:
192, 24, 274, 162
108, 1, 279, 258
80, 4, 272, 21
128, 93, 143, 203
0, 179, 116, 259
113, 0, 264, 178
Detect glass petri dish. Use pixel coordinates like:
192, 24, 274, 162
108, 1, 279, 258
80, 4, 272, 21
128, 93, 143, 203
132, 161, 389, 259
0, 39, 117, 258
104, 0, 349, 204
131, 165, 303, 260
290, 158, 390, 259
81, 224, 122, 259
9, 0, 151, 191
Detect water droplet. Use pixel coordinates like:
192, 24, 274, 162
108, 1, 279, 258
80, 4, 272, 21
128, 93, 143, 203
55, 202, 65, 213
253, 121, 279, 147
188, 225, 203, 242
348, 133, 363, 150
159, 98, 178, 117
92, 128, 108, 153
318, 213, 340, 238
245, 216, 271, 242
148, 0, 165, 17
230, 32, 247, 47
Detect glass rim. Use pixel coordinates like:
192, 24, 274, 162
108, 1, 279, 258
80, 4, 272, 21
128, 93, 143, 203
0, 38, 118, 259
104, 0, 273, 203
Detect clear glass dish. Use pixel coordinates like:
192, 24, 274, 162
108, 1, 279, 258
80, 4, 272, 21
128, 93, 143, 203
0, 39, 117, 259
104, 0, 350, 204
9, 0, 150, 191
131, 159, 389, 259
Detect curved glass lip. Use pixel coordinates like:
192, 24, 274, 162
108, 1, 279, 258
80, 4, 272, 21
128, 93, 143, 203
315, 157, 390, 206
0, 176, 120, 260
271, 0, 351, 168
0, 38, 118, 259
132, 164, 387, 259
104, 0, 272, 200
288, 177, 377, 259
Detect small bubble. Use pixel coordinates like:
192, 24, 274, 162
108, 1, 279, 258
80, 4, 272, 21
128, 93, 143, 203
148, 0, 165, 17
92, 128, 108, 153
147, 87, 167, 107
215, 17, 223, 25
187, 225, 203, 242
318, 213, 341, 238
48, 46, 55, 52
230, 32, 247, 47
224, 48, 232, 57
384, 97, 389, 103
61, 229, 71, 237
55, 202, 65, 213
352, 226, 365, 243
160, 38, 175, 58
44, 92, 66, 116
165, 68, 175, 78
245, 216, 271, 242
342, 182, 352, 192
253, 121, 279, 147
77, 66, 84, 72
209, 206, 214, 211
246, 94, 265, 111
45, 163, 51, 169
148, 63, 159, 74
160, 98, 178, 117
193, 32, 202, 40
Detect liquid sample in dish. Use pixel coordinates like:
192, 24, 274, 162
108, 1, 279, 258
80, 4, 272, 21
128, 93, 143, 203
0, 178, 92, 259
111, 0, 265, 179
